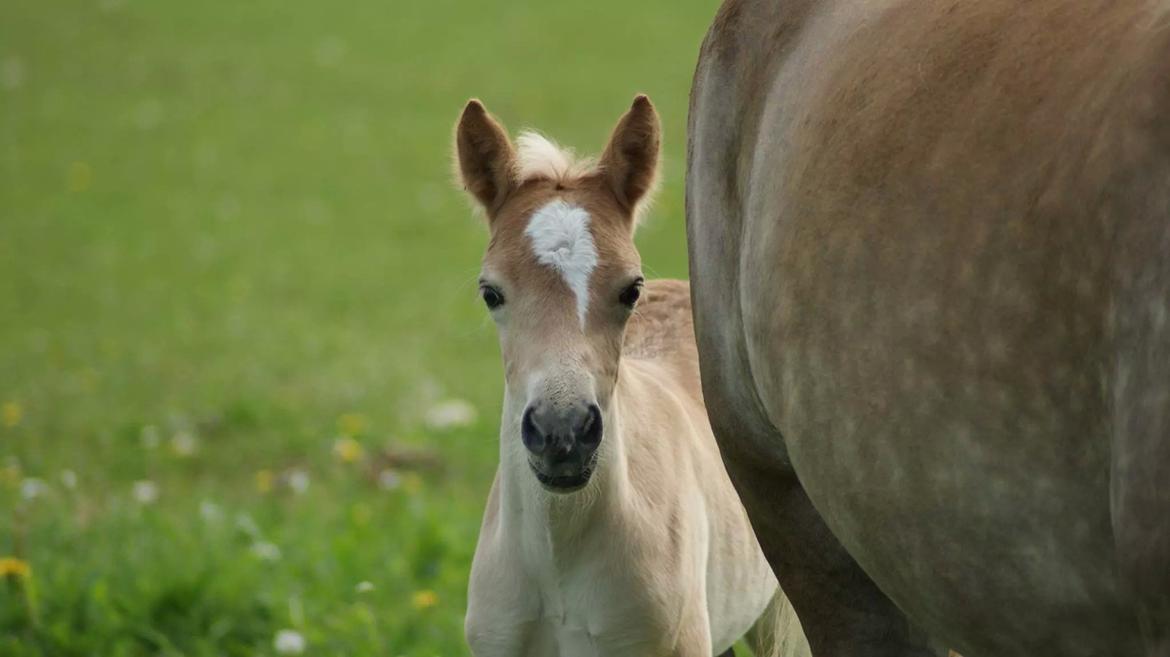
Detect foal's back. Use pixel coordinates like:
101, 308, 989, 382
624, 278, 702, 391
621, 279, 802, 657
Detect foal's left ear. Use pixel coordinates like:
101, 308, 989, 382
599, 95, 660, 216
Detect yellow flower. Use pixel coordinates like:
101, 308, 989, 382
2, 401, 22, 428
336, 413, 368, 436
0, 465, 20, 488
411, 589, 438, 610
67, 161, 92, 192
402, 473, 423, 495
79, 368, 99, 392
332, 437, 364, 463
255, 469, 274, 493
0, 557, 30, 578
349, 502, 372, 527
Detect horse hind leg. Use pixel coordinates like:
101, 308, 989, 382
743, 585, 956, 657
1112, 297, 1170, 656
1112, 324, 1170, 653
1110, 164, 1170, 656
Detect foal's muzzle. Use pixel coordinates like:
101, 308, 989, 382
521, 402, 602, 492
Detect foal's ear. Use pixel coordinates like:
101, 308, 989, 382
599, 95, 660, 215
455, 99, 517, 215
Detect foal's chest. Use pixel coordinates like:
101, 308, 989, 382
527, 573, 667, 657
520, 535, 672, 656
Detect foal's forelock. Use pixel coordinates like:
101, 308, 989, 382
514, 131, 597, 184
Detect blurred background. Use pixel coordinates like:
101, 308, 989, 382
0, 0, 713, 654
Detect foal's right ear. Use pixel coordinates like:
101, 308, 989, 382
455, 99, 517, 215
599, 95, 660, 215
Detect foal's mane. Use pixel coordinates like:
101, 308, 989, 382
514, 130, 658, 225
514, 131, 598, 184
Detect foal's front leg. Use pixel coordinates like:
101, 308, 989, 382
465, 615, 541, 657
465, 475, 545, 657
465, 568, 543, 657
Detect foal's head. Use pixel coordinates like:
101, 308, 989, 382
455, 96, 660, 493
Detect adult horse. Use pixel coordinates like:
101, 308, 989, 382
686, 1, 1170, 656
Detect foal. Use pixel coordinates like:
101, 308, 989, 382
455, 96, 808, 657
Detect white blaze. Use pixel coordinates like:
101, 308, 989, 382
524, 199, 598, 328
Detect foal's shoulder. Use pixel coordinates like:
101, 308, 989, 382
623, 279, 697, 363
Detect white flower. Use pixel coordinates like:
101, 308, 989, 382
285, 469, 310, 495
377, 469, 401, 491
355, 580, 375, 593
199, 500, 222, 522
424, 399, 477, 430
235, 513, 260, 538
59, 470, 78, 489
170, 431, 198, 457
250, 541, 282, 562
273, 629, 306, 655
132, 480, 159, 505
140, 425, 160, 449
20, 477, 47, 500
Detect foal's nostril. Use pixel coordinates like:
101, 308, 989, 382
577, 404, 603, 448
521, 406, 547, 454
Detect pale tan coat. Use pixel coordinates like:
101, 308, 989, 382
456, 97, 810, 657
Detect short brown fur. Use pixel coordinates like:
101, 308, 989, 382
687, 1, 1170, 656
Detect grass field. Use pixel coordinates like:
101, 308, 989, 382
0, 0, 715, 654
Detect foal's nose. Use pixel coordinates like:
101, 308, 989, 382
521, 402, 603, 458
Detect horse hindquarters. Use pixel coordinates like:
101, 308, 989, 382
685, 3, 935, 656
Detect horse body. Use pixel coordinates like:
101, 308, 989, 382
457, 98, 808, 657
688, 1, 1170, 656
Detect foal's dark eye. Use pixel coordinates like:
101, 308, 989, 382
619, 279, 644, 308
481, 286, 505, 310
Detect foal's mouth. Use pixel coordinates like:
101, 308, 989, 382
529, 453, 598, 494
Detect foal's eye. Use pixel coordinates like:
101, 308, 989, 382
618, 279, 644, 308
481, 286, 505, 310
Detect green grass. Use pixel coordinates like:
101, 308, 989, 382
0, 0, 714, 654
